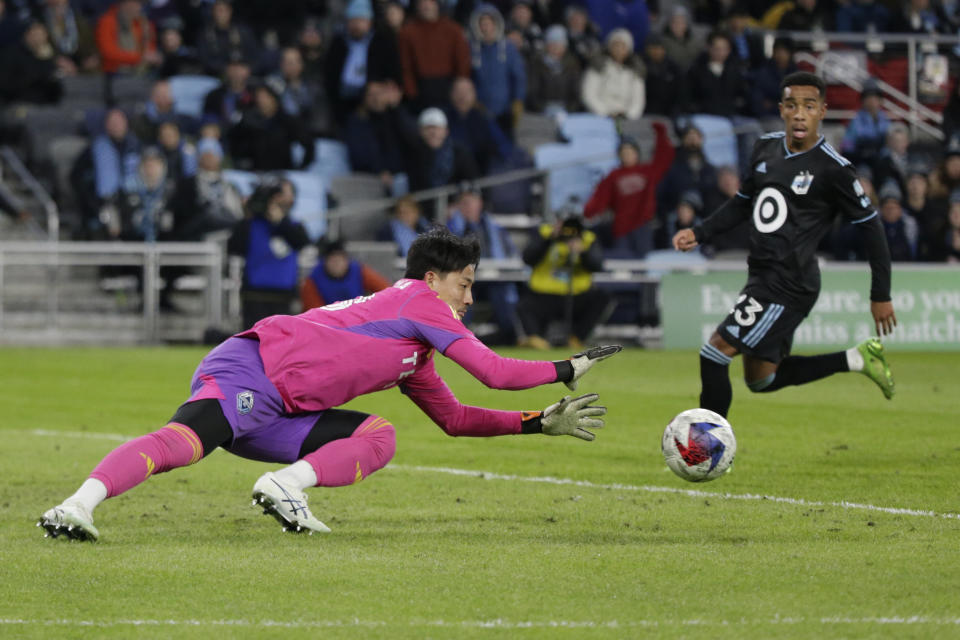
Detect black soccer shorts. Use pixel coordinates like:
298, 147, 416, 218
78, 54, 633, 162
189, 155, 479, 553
714, 292, 809, 363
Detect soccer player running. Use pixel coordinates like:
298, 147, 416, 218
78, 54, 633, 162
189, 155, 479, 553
672, 72, 896, 418
40, 228, 620, 541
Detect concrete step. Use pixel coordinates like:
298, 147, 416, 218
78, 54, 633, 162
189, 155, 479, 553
0, 310, 210, 344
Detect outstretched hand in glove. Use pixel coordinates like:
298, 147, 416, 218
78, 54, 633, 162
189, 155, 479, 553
564, 345, 622, 391
521, 393, 607, 441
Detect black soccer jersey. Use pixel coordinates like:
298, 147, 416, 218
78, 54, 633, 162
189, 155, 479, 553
694, 132, 892, 311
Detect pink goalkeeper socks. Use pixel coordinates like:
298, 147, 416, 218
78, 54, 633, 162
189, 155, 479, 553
301, 416, 397, 487
89, 424, 204, 498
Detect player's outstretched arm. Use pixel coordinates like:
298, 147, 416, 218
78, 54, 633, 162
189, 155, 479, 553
400, 358, 607, 441
564, 344, 623, 391
444, 336, 621, 391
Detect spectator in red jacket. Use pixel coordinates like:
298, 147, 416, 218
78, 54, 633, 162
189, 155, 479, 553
583, 119, 675, 257
94, 0, 159, 74
397, 0, 471, 109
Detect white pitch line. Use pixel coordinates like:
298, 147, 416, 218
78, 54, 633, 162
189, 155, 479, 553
386, 464, 960, 521
15, 428, 960, 521
1, 617, 959, 629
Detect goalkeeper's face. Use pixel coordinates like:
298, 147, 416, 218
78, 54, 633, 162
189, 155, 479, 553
425, 265, 475, 321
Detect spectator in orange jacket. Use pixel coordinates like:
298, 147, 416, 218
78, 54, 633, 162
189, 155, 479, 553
300, 240, 391, 310
583, 119, 675, 257
397, 0, 471, 109
95, 0, 159, 74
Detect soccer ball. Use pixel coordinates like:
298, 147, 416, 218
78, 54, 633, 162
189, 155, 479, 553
662, 408, 736, 482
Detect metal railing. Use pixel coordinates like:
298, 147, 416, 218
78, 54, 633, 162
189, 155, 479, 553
0, 146, 59, 239
785, 31, 954, 141
0, 241, 224, 342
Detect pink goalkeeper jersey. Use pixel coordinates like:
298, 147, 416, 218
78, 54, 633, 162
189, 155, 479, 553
238, 279, 558, 431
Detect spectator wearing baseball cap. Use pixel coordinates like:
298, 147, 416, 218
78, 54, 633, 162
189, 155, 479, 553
404, 106, 479, 219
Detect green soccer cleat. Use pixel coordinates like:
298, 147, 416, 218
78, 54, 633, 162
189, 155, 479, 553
856, 337, 895, 400
38, 503, 100, 542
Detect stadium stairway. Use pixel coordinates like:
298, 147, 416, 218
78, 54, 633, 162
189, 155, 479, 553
0, 262, 211, 345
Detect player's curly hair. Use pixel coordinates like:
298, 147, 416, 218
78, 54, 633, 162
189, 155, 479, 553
404, 226, 481, 280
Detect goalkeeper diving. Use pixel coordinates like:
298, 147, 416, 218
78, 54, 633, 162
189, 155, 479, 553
40, 227, 620, 541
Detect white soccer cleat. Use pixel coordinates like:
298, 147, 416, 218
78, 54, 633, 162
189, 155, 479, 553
251, 472, 331, 534
38, 502, 100, 542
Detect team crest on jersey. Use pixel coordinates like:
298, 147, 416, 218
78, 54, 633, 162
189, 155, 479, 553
237, 391, 254, 415
791, 171, 815, 195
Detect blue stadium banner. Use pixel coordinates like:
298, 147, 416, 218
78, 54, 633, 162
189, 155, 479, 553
661, 266, 960, 351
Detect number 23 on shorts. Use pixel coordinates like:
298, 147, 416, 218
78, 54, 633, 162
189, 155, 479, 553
733, 295, 764, 327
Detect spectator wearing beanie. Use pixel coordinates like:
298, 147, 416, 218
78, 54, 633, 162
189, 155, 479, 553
324, 0, 402, 126
526, 24, 583, 115
581, 28, 645, 120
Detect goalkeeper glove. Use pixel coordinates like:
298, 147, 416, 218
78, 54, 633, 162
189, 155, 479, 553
564, 344, 622, 391
535, 393, 607, 441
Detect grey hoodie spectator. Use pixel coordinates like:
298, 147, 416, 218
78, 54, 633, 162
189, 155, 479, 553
661, 5, 700, 72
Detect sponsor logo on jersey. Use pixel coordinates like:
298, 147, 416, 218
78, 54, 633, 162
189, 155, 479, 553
755, 161, 767, 174
791, 171, 815, 195
753, 187, 788, 233
237, 390, 255, 415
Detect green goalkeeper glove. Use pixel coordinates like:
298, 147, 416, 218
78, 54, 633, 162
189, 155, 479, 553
541, 393, 607, 441
565, 345, 622, 391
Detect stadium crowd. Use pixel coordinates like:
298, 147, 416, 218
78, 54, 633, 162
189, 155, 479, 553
1, 0, 959, 328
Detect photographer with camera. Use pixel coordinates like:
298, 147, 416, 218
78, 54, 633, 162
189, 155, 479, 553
517, 214, 610, 350
227, 176, 310, 329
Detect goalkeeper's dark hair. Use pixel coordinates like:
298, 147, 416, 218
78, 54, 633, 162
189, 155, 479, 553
404, 226, 481, 280
780, 71, 826, 99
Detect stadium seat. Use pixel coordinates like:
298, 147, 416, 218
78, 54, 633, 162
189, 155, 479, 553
169, 75, 221, 119
328, 173, 387, 241
515, 112, 559, 154
304, 138, 352, 182
534, 140, 617, 213
558, 113, 618, 147
690, 114, 738, 169
344, 241, 401, 280
21, 106, 85, 164
284, 171, 327, 241
61, 75, 104, 103
222, 169, 259, 197
107, 74, 153, 104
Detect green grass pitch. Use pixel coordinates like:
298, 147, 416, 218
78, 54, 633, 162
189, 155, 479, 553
1, 346, 958, 639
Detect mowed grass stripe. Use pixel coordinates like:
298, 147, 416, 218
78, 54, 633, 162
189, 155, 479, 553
14, 428, 960, 521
